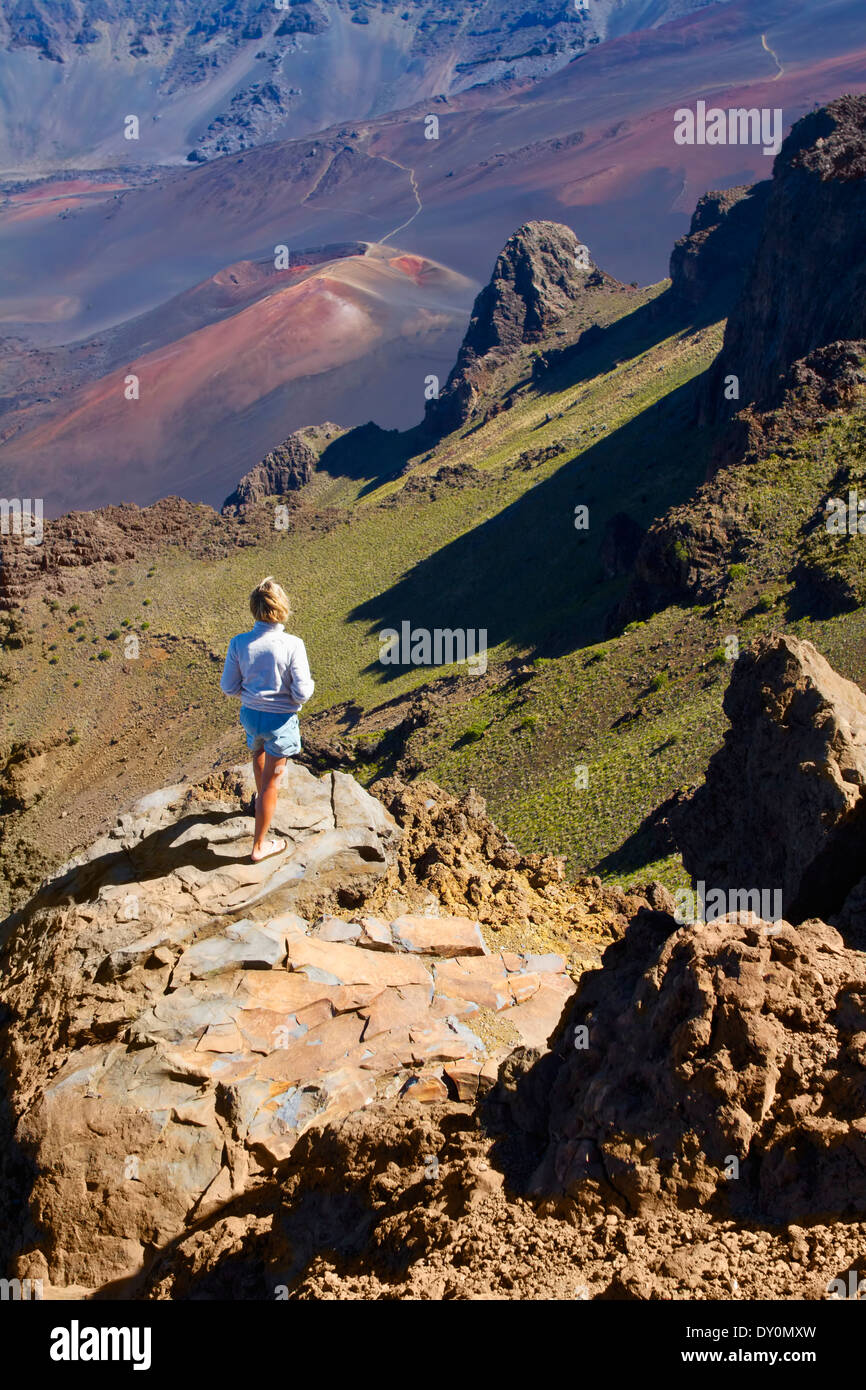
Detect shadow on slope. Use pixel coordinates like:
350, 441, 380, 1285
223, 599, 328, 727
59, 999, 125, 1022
350, 376, 716, 678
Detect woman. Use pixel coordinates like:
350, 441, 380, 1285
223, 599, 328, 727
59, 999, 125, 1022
220, 577, 315, 862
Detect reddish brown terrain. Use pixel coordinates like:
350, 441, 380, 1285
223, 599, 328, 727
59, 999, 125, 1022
0, 242, 475, 510
1, 0, 865, 513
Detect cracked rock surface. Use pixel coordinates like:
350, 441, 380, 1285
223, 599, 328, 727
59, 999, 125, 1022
0, 761, 574, 1293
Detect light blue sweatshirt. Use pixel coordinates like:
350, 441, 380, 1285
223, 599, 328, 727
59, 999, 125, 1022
220, 621, 315, 715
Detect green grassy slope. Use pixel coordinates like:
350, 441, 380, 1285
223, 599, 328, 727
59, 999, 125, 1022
4, 282, 866, 916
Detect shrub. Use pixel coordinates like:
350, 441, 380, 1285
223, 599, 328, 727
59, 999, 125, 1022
670, 539, 689, 568
728, 562, 747, 583
648, 671, 669, 693
462, 721, 490, 743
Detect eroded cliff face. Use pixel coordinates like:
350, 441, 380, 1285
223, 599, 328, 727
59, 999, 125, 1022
710, 95, 866, 417
424, 220, 619, 434
668, 181, 770, 312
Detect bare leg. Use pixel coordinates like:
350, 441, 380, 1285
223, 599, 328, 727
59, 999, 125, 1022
252, 749, 265, 798
251, 752, 287, 860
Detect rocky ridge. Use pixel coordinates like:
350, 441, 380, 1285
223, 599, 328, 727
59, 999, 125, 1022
125, 635, 866, 1300
425, 220, 619, 434
710, 94, 866, 416
616, 338, 866, 625
0, 759, 647, 1295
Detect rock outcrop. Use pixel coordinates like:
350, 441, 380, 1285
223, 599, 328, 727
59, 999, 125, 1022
668, 181, 769, 311
425, 220, 609, 434
0, 762, 586, 1294
9, 638, 866, 1300
673, 633, 866, 928
221, 431, 317, 514
710, 94, 866, 415
534, 908, 866, 1226
135, 903, 866, 1301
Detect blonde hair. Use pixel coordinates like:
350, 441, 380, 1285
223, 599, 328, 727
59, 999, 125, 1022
250, 576, 291, 624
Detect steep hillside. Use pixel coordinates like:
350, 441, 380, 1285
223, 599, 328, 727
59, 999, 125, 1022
0, 248, 717, 916
0, 0, 718, 173
4, 96, 866, 924
4, 636, 865, 1302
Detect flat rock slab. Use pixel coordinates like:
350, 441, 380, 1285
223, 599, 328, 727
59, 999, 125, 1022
390, 914, 489, 957
287, 936, 433, 989
173, 924, 286, 982
4, 765, 583, 1292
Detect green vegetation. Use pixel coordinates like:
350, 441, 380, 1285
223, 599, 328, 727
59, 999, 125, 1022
8, 278, 866, 913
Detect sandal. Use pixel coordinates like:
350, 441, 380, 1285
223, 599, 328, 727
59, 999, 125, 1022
250, 836, 287, 864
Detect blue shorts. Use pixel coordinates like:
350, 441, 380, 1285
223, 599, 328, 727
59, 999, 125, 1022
239, 706, 302, 758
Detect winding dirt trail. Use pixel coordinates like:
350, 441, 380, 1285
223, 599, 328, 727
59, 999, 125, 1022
761, 32, 784, 79
378, 153, 423, 241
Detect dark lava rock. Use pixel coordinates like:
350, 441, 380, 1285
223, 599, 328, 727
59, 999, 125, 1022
672, 632, 866, 925
668, 181, 769, 311
426, 220, 601, 434
709, 94, 866, 415
222, 432, 317, 513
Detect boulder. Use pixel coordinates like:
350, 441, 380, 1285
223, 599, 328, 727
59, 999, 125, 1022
534, 909, 866, 1225
673, 633, 866, 926
0, 765, 578, 1293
